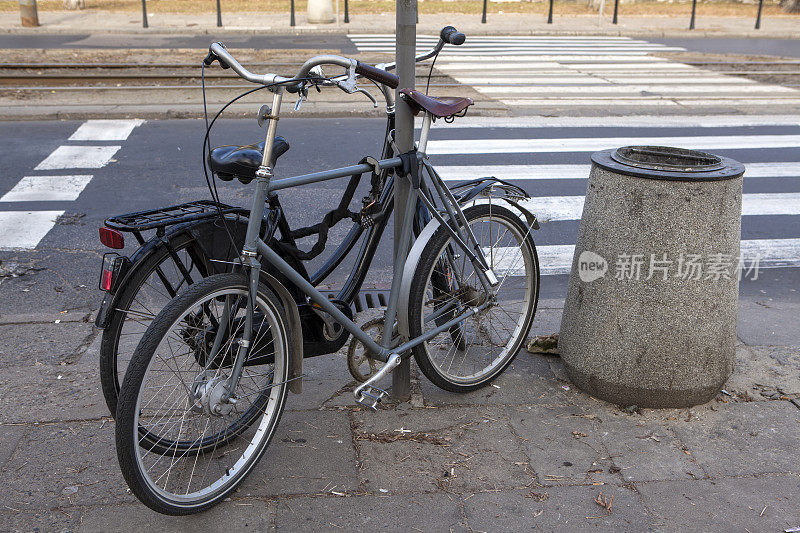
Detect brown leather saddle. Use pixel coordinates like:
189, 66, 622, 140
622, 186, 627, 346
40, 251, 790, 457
399, 89, 473, 118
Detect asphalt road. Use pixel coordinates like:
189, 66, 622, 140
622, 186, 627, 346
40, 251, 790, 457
1, 117, 799, 340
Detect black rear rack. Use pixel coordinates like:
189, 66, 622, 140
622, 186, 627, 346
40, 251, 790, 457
104, 200, 247, 232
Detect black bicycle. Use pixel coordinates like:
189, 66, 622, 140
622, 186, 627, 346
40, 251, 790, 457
95, 25, 539, 420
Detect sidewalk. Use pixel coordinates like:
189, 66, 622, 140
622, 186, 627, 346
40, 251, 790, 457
0, 10, 798, 38
0, 285, 798, 530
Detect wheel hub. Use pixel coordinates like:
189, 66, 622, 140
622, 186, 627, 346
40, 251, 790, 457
193, 374, 235, 417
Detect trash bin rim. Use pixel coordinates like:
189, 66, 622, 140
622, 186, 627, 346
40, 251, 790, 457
591, 146, 745, 182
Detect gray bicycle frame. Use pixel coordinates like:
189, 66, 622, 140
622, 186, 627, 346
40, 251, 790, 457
209, 58, 497, 397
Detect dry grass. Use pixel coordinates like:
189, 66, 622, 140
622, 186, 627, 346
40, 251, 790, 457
0, 0, 793, 16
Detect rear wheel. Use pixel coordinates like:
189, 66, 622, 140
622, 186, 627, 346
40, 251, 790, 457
115, 273, 290, 515
407, 203, 539, 392
100, 232, 215, 417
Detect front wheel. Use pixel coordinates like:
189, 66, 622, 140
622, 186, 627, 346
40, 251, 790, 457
115, 273, 290, 515
407, 203, 539, 393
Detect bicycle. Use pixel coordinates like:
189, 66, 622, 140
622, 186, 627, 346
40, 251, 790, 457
94, 26, 536, 417
114, 26, 541, 515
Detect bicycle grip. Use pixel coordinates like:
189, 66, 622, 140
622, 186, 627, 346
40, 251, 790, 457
203, 43, 231, 69
355, 61, 399, 89
440, 26, 466, 46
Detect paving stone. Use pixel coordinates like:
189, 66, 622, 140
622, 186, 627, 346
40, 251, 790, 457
738, 299, 800, 346
0, 425, 27, 474
274, 492, 465, 532
354, 406, 531, 493
598, 412, 705, 482
237, 410, 359, 498
0, 421, 133, 510
0, 321, 94, 367
528, 305, 563, 339
507, 405, 622, 486
0, 507, 81, 532
637, 475, 800, 532
287, 351, 355, 411
461, 486, 653, 532
0, 365, 108, 424
418, 352, 564, 407
723, 344, 800, 400
78, 499, 276, 532
667, 401, 800, 477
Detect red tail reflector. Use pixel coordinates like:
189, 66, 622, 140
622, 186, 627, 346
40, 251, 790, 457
99, 227, 124, 249
98, 253, 130, 293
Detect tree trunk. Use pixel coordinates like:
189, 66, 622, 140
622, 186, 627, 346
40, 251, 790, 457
782, 0, 800, 13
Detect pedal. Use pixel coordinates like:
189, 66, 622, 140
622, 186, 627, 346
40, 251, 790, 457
353, 353, 401, 410
354, 385, 388, 410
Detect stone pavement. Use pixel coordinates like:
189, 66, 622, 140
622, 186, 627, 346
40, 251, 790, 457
0, 288, 799, 531
0, 10, 798, 38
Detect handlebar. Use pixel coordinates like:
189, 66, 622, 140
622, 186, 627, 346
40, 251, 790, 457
203, 25, 465, 98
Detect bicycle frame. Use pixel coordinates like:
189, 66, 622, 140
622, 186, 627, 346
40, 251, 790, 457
214, 86, 500, 401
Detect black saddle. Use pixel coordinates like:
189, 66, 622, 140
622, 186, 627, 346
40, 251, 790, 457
208, 137, 290, 184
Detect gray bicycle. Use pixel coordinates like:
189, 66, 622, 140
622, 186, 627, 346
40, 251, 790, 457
115, 27, 540, 515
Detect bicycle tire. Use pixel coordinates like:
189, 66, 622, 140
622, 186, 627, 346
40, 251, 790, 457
407, 203, 540, 392
116, 273, 290, 515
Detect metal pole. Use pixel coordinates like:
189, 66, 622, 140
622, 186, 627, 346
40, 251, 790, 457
216, 0, 222, 27
19, 0, 39, 26
290, 0, 295, 26
755, 0, 764, 29
391, 0, 416, 403
689, 0, 696, 30
481, 0, 487, 23
344, 0, 349, 23
547, 0, 553, 24
612, 0, 619, 24
142, 0, 148, 28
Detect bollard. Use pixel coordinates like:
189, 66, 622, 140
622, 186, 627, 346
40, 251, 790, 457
307, 0, 335, 23
19, 0, 38, 26
344, 0, 349, 23
482, 0, 487, 24
547, 0, 554, 24
290, 0, 295, 26
559, 146, 745, 408
755, 0, 764, 29
216, 0, 222, 27
689, 0, 697, 29
612, 0, 619, 24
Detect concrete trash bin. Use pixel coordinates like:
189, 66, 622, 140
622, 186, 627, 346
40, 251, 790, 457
559, 146, 745, 408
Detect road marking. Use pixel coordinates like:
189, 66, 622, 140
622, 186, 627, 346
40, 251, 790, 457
422, 115, 800, 128
428, 135, 800, 154
0, 175, 94, 202
0, 211, 64, 250
34, 145, 121, 170
68, 119, 144, 141
481, 84, 796, 94
437, 162, 800, 181
496, 239, 800, 276
498, 193, 800, 223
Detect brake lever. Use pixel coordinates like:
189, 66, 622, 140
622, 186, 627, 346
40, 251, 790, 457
356, 88, 378, 108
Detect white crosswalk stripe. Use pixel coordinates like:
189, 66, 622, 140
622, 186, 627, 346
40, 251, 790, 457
0, 120, 144, 250
349, 35, 800, 108
426, 115, 800, 275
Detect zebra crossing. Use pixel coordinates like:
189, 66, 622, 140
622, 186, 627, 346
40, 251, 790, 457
0, 119, 143, 250
423, 114, 800, 275
348, 35, 800, 108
